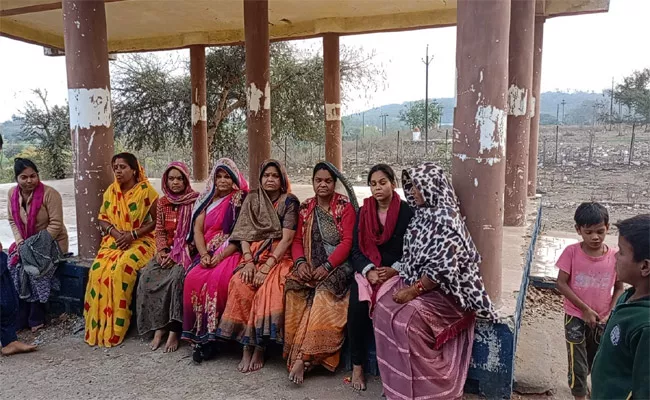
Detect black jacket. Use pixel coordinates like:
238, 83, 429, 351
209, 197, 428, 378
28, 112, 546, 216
350, 200, 413, 273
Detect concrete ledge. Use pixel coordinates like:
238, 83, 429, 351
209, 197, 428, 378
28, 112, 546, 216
465, 200, 543, 399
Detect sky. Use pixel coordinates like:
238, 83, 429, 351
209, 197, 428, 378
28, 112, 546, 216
0, 0, 648, 121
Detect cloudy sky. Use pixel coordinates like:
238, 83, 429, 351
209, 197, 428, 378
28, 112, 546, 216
0, 0, 648, 121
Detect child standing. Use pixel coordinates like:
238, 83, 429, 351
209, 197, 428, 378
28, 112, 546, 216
556, 202, 624, 400
591, 214, 649, 400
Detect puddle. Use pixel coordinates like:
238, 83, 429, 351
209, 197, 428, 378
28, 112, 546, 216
531, 235, 578, 279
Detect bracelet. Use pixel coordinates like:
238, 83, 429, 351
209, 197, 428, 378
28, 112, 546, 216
131, 230, 138, 240
106, 226, 114, 237
294, 257, 307, 268
267, 254, 278, 265
415, 280, 426, 294
322, 261, 333, 272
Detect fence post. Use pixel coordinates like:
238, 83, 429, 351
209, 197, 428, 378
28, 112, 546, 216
445, 129, 449, 160
397, 131, 400, 163
356, 134, 359, 166
629, 123, 636, 165
588, 130, 595, 165
555, 125, 559, 164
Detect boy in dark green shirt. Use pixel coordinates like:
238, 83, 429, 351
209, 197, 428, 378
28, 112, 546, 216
592, 214, 650, 400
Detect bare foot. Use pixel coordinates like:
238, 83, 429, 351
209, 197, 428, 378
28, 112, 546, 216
1, 341, 37, 356
30, 324, 44, 333
248, 347, 265, 372
238, 346, 253, 372
351, 365, 367, 391
289, 359, 305, 384
164, 331, 179, 353
150, 329, 165, 351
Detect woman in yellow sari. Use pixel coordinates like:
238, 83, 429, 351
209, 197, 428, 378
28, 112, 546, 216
84, 153, 159, 347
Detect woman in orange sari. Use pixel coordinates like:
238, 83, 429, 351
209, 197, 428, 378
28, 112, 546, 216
217, 160, 299, 373
284, 161, 358, 384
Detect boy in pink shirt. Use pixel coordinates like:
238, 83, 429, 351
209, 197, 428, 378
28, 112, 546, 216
556, 202, 624, 400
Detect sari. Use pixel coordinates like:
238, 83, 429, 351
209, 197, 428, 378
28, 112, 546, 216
216, 160, 299, 347
137, 162, 199, 335
182, 159, 248, 344
374, 162, 492, 399
84, 165, 159, 347
284, 162, 358, 372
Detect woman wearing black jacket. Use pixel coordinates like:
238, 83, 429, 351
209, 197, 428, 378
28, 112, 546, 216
348, 164, 413, 391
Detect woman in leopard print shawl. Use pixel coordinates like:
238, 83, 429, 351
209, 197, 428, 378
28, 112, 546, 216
373, 162, 496, 400
393, 162, 497, 319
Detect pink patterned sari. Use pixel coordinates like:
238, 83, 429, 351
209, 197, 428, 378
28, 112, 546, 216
181, 190, 245, 344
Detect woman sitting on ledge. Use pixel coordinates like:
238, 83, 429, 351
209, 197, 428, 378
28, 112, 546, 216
373, 162, 497, 400
84, 153, 158, 347
8, 158, 68, 333
182, 158, 248, 363
217, 159, 299, 373
283, 161, 358, 384
136, 162, 199, 353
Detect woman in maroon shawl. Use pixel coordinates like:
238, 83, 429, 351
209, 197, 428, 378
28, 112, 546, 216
348, 164, 413, 391
373, 162, 496, 400
7, 158, 68, 332
136, 161, 199, 353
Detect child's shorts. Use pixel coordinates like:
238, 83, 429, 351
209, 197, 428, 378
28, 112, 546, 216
564, 314, 605, 397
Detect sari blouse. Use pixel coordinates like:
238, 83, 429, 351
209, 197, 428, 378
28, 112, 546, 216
155, 202, 180, 252
291, 194, 356, 269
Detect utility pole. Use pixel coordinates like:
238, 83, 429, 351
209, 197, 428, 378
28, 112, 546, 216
561, 99, 566, 124
609, 77, 614, 131
556, 103, 560, 125
422, 44, 434, 154
361, 111, 365, 138
380, 113, 388, 136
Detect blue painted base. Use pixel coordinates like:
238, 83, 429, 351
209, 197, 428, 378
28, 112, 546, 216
465, 318, 517, 399
48, 260, 90, 316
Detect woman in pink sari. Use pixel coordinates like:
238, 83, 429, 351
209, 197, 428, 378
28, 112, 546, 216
181, 158, 248, 363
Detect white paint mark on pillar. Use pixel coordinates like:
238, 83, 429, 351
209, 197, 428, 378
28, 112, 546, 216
482, 224, 495, 231
263, 82, 271, 110
475, 105, 506, 155
325, 103, 342, 121
453, 153, 502, 166
479, 70, 484, 83
68, 87, 112, 129
530, 96, 536, 117
87, 130, 95, 157
474, 178, 479, 187
74, 20, 80, 29
508, 84, 528, 116
191, 104, 207, 126
247, 83, 264, 115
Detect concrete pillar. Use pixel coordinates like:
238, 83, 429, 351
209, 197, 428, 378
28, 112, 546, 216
528, 17, 545, 197
244, 0, 271, 186
323, 33, 342, 170
63, 0, 115, 259
453, 0, 511, 305
190, 45, 209, 181
504, 0, 535, 226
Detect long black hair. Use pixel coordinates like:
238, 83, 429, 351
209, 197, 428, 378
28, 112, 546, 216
112, 152, 140, 182
14, 158, 39, 180
367, 163, 397, 186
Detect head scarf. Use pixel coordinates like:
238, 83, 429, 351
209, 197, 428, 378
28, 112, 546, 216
398, 162, 497, 320
298, 161, 359, 237
230, 159, 296, 243
159, 162, 199, 268
187, 158, 249, 243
